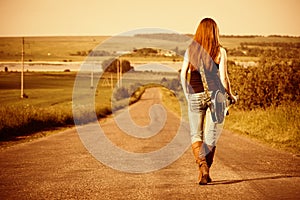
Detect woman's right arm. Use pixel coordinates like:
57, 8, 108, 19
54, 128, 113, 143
219, 47, 237, 102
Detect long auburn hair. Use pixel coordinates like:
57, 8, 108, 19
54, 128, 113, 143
188, 18, 221, 72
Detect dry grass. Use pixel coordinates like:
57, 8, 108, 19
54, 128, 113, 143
160, 87, 189, 123
224, 104, 300, 154
160, 87, 300, 154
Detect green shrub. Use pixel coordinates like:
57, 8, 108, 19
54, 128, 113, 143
229, 60, 300, 110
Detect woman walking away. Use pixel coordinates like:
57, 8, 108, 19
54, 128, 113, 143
180, 18, 237, 185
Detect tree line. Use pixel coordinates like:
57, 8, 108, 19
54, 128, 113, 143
227, 42, 300, 59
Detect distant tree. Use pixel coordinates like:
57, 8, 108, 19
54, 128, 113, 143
174, 46, 179, 54
102, 58, 133, 73
170, 78, 180, 91
160, 77, 168, 87
89, 50, 110, 56
134, 48, 158, 56
4, 67, 8, 72
81, 51, 87, 56
120, 60, 133, 72
161, 77, 167, 83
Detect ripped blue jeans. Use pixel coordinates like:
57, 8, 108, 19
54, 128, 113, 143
187, 94, 224, 148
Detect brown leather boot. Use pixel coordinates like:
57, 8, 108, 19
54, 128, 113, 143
192, 142, 209, 185
205, 146, 216, 183
198, 157, 209, 185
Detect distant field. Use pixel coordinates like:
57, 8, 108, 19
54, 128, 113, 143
0, 36, 110, 62
220, 36, 300, 49
1, 35, 299, 64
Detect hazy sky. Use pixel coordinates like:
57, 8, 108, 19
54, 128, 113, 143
0, 0, 299, 36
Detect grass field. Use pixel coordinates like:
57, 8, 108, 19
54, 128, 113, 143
0, 70, 178, 142
0, 72, 75, 105
224, 106, 300, 154
0, 71, 114, 141
0, 36, 110, 62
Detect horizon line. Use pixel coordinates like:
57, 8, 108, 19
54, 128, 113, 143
0, 33, 299, 38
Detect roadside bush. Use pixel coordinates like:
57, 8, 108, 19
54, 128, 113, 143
160, 77, 182, 92
111, 85, 146, 112
114, 87, 130, 101
229, 60, 300, 110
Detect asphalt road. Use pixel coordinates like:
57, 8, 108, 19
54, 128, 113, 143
0, 88, 299, 199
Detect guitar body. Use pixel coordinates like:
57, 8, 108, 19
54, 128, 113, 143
210, 90, 237, 124
210, 90, 226, 124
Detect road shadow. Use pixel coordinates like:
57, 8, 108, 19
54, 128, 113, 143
209, 175, 299, 185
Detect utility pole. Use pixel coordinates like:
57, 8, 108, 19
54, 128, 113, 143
20, 37, 24, 98
117, 60, 120, 88
116, 59, 122, 88
119, 59, 122, 87
110, 73, 113, 90
90, 63, 94, 89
